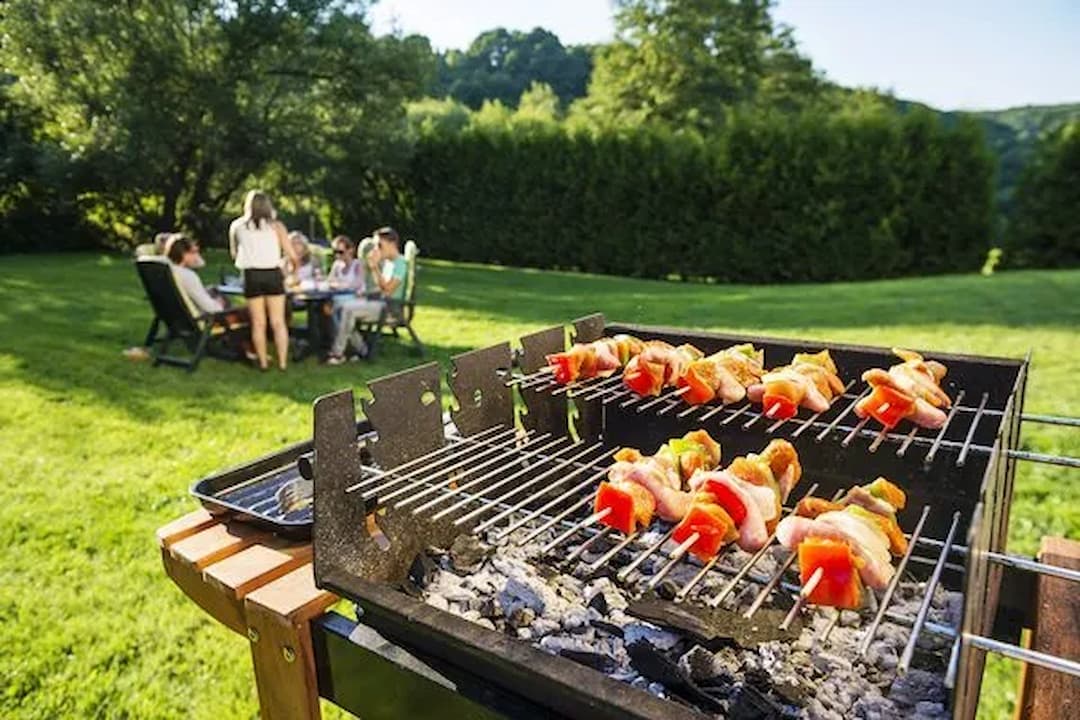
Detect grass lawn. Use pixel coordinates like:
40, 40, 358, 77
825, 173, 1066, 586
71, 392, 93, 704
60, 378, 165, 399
1, 252, 1077, 719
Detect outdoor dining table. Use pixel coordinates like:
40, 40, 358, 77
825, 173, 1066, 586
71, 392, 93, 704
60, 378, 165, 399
214, 282, 356, 358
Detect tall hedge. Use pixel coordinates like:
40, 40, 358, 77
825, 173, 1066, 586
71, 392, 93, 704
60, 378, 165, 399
403, 108, 994, 282
1005, 122, 1080, 268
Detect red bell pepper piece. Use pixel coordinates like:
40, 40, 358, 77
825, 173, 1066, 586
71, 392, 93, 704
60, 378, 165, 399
762, 394, 798, 420
623, 356, 665, 396
546, 352, 581, 385
797, 537, 863, 609
594, 481, 654, 535
865, 385, 915, 428
676, 363, 715, 405
671, 503, 737, 562
698, 478, 748, 526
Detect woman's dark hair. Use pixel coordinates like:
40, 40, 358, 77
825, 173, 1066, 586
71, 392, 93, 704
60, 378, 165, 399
374, 226, 399, 247
243, 189, 275, 229
332, 234, 354, 252
166, 234, 193, 264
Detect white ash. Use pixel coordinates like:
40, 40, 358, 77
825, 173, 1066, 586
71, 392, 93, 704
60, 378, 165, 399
415, 527, 956, 719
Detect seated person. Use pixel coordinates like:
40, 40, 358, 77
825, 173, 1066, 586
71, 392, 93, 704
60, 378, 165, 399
286, 231, 319, 284
167, 235, 252, 357
326, 227, 407, 365
327, 235, 365, 296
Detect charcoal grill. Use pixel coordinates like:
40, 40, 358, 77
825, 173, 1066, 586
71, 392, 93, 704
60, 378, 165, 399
309, 314, 1080, 719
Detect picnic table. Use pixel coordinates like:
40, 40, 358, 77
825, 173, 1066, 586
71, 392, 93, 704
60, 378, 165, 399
215, 282, 356, 357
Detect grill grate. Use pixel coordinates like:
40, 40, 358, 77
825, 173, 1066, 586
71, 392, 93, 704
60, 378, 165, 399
512, 367, 1080, 469
311, 317, 1080, 720
353, 428, 969, 663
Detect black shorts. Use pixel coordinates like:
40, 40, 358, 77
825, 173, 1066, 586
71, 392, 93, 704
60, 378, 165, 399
243, 268, 285, 298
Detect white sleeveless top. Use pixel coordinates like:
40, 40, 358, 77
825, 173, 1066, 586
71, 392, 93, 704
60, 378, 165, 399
230, 217, 281, 270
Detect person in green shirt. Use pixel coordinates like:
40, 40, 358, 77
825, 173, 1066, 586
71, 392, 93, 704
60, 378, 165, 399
367, 226, 407, 300
326, 226, 408, 364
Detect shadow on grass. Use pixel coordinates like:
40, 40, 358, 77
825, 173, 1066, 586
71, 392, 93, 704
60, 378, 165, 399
0, 253, 1077, 423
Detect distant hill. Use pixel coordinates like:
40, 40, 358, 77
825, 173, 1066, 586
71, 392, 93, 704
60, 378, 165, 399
896, 100, 1080, 220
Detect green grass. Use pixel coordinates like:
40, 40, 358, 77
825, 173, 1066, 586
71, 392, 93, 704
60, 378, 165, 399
1, 252, 1077, 719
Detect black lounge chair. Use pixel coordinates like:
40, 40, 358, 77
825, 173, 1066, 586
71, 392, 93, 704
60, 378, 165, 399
135, 258, 245, 371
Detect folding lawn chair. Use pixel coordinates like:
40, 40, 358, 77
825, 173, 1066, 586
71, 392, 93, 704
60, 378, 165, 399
134, 257, 246, 371
363, 239, 425, 358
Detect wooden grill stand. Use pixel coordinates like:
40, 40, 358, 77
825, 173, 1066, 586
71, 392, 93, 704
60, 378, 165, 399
157, 508, 336, 720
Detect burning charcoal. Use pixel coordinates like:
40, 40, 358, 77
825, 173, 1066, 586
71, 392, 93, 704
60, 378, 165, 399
839, 610, 861, 627
408, 551, 440, 589
584, 577, 628, 612
728, 682, 792, 720
499, 577, 546, 616
624, 622, 681, 652
811, 651, 853, 675
515, 627, 532, 640
850, 692, 901, 720
507, 606, 535, 629
627, 640, 725, 713
887, 669, 947, 708
426, 594, 449, 613
655, 580, 680, 601
866, 641, 899, 671
531, 617, 561, 637
450, 534, 491, 573
914, 701, 947, 718
678, 645, 732, 684
587, 590, 608, 615
465, 597, 500, 619
539, 635, 619, 673
805, 698, 843, 720
591, 619, 625, 637
561, 605, 590, 632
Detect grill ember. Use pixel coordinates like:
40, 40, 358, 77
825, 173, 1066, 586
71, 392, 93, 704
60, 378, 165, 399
310, 315, 1080, 720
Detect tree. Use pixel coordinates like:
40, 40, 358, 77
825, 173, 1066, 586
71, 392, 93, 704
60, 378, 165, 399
0, 0, 433, 245
576, 0, 823, 131
434, 28, 592, 109
1006, 122, 1080, 268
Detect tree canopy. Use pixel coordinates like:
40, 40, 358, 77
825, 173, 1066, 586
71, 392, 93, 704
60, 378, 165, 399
1006, 122, 1080, 268
0, 0, 433, 244
433, 27, 592, 109
574, 0, 824, 131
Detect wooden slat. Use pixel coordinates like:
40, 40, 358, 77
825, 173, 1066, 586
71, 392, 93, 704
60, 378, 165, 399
245, 564, 335, 623
1018, 536, 1080, 720
205, 543, 313, 599
161, 546, 247, 634
168, 522, 264, 570
245, 565, 338, 720
156, 507, 218, 548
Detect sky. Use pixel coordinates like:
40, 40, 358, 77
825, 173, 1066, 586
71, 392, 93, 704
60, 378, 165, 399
368, 0, 1080, 111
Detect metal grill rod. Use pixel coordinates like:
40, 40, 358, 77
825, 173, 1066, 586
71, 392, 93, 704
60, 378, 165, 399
1022, 413, 1080, 427
368, 431, 544, 503
857, 506, 932, 655
956, 393, 989, 466
540, 509, 610, 554
898, 511, 962, 673
475, 461, 610, 534
965, 634, 1080, 680
584, 531, 642, 573
395, 434, 566, 509
815, 389, 869, 442
455, 445, 614, 527
617, 528, 676, 582
345, 425, 510, 494
429, 441, 606, 521
506, 483, 598, 545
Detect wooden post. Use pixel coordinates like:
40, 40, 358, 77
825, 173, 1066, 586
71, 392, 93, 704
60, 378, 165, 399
245, 565, 337, 720
1016, 536, 1080, 720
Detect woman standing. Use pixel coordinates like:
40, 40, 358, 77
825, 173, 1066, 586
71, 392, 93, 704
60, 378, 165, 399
229, 190, 298, 371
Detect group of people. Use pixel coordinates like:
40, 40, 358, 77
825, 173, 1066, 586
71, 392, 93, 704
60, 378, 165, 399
157, 189, 407, 371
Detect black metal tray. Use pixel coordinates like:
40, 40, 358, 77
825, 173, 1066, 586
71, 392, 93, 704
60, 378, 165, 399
191, 419, 373, 540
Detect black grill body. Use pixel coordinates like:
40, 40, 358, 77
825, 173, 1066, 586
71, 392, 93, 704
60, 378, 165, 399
311, 315, 1028, 720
